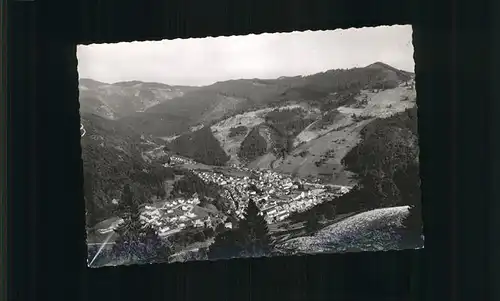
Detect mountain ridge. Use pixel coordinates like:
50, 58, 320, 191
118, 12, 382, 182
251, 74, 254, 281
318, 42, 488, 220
79, 62, 414, 137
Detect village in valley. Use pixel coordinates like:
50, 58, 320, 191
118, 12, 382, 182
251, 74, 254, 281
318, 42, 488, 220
82, 26, 422, 266
96, 154, 353, 242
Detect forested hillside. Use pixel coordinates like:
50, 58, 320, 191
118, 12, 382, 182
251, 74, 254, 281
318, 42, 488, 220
167, 126, 230, 166
81, 113, 175, 228
288, 106, 421, 235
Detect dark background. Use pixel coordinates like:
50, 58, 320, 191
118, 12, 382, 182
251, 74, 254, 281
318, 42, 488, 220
6, 0, 495, 300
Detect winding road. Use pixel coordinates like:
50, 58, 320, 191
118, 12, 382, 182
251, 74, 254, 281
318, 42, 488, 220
80, 123, 86, 137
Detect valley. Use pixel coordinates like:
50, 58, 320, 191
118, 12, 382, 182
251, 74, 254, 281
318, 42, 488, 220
80, 62, 422, 266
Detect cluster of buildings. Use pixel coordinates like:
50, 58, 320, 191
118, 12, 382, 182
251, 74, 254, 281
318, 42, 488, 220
192, 168, 352, 224
138, 195, 216, 237
164, 155, 196, 166
94, 155, 353, 246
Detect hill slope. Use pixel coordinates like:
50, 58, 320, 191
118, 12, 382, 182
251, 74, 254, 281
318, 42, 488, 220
81, 112, 174, 226
166, 126, 230, 166
109, 62, 414, 137
167, 63, 416, 185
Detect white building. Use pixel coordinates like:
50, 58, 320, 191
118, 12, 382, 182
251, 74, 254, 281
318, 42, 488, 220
267, 208, 277, 215
277, 213, 289, 221
340, 186, 351, 194
276, 210, 288, 216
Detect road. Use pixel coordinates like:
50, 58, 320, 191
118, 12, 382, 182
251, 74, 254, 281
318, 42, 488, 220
80, 123, 86, 137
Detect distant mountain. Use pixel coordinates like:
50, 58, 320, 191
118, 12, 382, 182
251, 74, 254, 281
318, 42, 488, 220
80, 61, 416, 178
79, 79, 197, 119
365, 62, 413, 80
113, 62, 413, 137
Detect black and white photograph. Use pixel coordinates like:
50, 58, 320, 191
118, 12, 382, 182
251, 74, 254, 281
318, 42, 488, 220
79, 25, 423, 268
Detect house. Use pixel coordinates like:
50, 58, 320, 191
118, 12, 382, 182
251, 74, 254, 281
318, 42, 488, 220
158, 226, 170, 233
179, 216, 188, 222
167, 209, 174, 214
193, 220, 204, 227
340, 186, 350, 194
111, 219, 124, 228
277, 209, 288, 216
267, 209, 277, 216
181, 205, 189, 211
179, 223, 186, 229
277, 213, 290, 221
224, 222, 233, 229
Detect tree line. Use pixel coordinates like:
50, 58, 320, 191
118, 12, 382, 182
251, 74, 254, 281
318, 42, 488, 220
207, 198, 274, 260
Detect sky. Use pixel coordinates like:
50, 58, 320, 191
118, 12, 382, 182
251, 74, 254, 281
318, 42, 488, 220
77, 25, 414, 87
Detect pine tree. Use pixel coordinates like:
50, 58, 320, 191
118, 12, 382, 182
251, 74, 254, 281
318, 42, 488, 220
208, 200, 274, 260
141, 225, 172, 263
305, 211, 320, 233
237, 199, 272, 257
207, 223, 242, 260
111, 183, 142, 262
